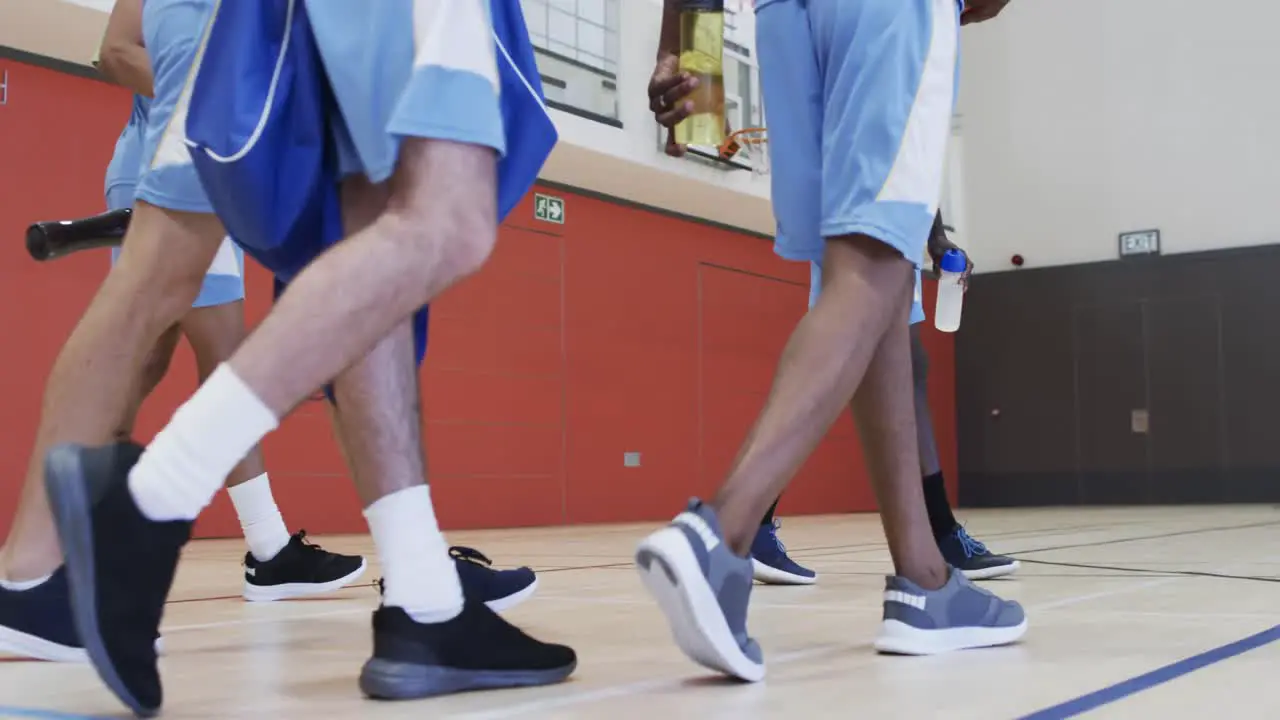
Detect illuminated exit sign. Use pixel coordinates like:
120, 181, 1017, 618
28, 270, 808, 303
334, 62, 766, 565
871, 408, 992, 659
1118, 229, 1160, 258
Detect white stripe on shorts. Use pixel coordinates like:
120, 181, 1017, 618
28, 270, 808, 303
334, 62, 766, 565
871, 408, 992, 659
875, 0, 957, 211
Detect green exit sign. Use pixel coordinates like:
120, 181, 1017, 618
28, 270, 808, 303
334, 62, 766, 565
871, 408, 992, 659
533, 193, 565, 225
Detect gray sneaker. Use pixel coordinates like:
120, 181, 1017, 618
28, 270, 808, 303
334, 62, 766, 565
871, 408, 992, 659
635, 499, 764, 681
874, 569, 1027, 655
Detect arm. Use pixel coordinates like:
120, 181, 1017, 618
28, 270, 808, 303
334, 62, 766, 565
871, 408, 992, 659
96, 0, 153, 97
657, 0, 681, 59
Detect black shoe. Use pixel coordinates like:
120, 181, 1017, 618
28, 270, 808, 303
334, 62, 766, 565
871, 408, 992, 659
0, 567, 86, 662
44, 442, 191, 717
360, 601, 576, 700
937, 525, 1020, 581
450, 547, 538, 611
243, 531, 366, 602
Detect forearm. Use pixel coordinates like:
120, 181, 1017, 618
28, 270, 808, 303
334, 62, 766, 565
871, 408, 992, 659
98, 44, 154, 97
658, 0, 681, 58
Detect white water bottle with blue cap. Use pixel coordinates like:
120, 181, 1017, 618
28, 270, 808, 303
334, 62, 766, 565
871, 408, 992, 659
933, 249, 967, 333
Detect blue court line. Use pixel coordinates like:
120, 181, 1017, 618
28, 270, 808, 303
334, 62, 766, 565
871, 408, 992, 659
0, 708, 101, 720
1018, 623, 1280, 719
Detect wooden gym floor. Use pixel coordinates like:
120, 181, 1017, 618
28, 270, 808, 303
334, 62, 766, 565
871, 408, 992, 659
3, 506, 1279, 719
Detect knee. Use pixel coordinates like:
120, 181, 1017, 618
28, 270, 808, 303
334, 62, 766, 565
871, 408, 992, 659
389, 196, 497, 282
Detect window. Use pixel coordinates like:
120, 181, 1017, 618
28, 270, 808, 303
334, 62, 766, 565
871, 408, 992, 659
523, 0, 621, 122
523, 0, 619, 75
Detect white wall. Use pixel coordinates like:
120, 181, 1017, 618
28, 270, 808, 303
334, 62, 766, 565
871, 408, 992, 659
956, 0, 1280, 272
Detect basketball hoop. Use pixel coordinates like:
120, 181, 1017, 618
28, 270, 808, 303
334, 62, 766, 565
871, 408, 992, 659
719, 127, 769, 177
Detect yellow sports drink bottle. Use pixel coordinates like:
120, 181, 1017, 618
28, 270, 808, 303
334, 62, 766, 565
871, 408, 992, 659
675, 0, 726, 147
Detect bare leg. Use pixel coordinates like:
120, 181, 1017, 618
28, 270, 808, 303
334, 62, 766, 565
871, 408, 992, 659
709, 235, 948, 588
319, 175, 424, 508
910, 324, 942, 477
230, 140, 496, 415
179, 301, 267, 487
113, 324, 183, 444
0, 202, 223, 581
851, 295, 947, 589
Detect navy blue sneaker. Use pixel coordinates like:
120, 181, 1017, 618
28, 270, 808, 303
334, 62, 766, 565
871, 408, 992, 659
938, 526, 1020, 581
749, 520, 817, 585
451, 547, 538, 612
0, 567, 85, 662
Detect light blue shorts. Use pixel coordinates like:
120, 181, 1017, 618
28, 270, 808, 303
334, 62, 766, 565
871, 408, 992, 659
809, 261, 926, 325
136, 0, 217, 214
106, 184, 245, 309
305, 0, 506, 183
758, 0, 959, 267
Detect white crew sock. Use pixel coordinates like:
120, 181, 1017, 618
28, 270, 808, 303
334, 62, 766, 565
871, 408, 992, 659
0, 573, 52, 592
227, 473, 292, 562
129, 365, 279, 522
363, 485, 463, 624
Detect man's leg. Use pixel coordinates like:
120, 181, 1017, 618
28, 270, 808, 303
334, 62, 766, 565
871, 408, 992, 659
636, 0, 1023, 680
179, 289, 367, 601
910, 324, 1019, 579
44, 6, 576, 701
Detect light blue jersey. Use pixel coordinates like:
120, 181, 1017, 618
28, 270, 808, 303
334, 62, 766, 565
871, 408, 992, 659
759, 0, 959, 272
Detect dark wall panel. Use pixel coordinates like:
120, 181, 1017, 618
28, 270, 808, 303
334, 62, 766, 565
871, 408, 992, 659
959, 246, 1280, 506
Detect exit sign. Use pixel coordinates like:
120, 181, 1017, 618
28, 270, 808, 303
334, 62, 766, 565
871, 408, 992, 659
1118, 229, 1160, 258
533, 193, 565, 225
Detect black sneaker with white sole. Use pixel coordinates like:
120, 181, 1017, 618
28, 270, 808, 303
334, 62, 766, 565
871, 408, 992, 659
937, 525, 1020, 581
243, 531, 366, 602
44, 442, 190, 717
359, 601, 577, 700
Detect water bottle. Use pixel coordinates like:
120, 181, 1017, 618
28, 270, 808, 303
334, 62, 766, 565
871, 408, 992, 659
674, 0, 726, 148
933, 249, 967, 333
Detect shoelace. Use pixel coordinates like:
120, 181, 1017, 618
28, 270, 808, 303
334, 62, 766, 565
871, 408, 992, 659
372, 546, 491, 597
767, 519, 788, 553
449, 546, 493, 567
954, 526, 989, 559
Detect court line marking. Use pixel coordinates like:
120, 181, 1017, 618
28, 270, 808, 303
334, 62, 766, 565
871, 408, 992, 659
443, 577, 1190, 719
0, 707, 102, 720
1017, 623, 1280, 720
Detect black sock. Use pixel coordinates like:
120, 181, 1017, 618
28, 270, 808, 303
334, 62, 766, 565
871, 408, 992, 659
922, 472, 958, 539
761, 498, 780, 527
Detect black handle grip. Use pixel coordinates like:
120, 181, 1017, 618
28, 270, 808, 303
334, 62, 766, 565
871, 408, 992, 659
26, 208, 132, 262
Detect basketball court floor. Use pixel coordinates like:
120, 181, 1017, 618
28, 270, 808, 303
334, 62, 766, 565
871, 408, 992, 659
3, 505, 1278, 719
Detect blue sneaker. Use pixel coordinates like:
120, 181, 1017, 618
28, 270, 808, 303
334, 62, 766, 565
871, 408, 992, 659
749, 519, 817, 585
451, 547, 538, 612
0, 567, 86, 662
636, 499, 764, 682
874, 569, 1027, 655
938, 525, 1020, 581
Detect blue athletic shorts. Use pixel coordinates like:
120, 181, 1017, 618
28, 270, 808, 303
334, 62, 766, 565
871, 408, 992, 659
105, 182, 246, 309
137, 0, 217, 214
758, 0, 960, 267
305, 0, 506, 183
809, 261, 926, 324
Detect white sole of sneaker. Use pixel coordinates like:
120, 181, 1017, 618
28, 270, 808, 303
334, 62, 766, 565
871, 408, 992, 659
0, 625, 88, 663
873, 618, 1029, 655
751, 558, 818, 586
485, 577, 539, 613
242, 559, 368, 602
961, 560, 1021, 581
635, 527, 765, 682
